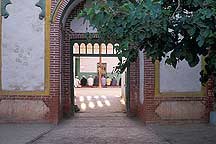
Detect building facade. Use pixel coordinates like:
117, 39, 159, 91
0, 0, 214, 124
74, 57, 121, 83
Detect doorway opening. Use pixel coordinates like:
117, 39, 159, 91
70, 40, 130, 115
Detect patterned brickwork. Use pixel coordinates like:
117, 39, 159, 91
129, 60, 139, 116
62, 1, 86, 115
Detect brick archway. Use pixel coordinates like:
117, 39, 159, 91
50, 0, 213, 124
50, 0, 86, 117
51, 0, 141, 118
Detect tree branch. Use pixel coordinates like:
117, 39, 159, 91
171, 0, 181, 18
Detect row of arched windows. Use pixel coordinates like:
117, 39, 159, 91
73, 43, 117, 55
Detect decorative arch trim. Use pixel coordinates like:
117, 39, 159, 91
35, 0, 46, 20
50, 0, 63, 23
1, 0, 12, 18
51, 0, 85, 26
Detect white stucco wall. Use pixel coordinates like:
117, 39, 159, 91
2, 0, 45, 91
139, 50, 144, 104
160, 58, 201, 92
69, 0, 97, 33
80, 57, 118, 73
70, 17, 97, 33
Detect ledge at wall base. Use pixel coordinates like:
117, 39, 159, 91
145, 119, 208, 125
0, 119, 50, 124
126, 112, 137, 117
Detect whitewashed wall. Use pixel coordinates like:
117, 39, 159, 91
139, 50, 144, 104
160, 58, 201, 92
70, 17, 97, 33
80, 57, 118, 73
69, 0, 97, 33
2, 0, 45, 91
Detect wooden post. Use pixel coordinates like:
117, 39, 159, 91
99, 44, 102, 88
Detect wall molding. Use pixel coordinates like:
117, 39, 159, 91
0, 0, 50, 96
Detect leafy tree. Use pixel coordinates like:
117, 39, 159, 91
80, 0, 216, 85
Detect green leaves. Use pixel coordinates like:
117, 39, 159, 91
80, 0, 216, 84
196, 35, 205, 47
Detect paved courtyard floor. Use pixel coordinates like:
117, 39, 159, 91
32, 88, 216, 144
74, 88, 125, 113
0, 123, 54, 144
32, 113, 168, 144
31, 114, 216, 144
1, 88, 216, 144
148, 124, 216, 144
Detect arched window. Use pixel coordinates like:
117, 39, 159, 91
80, 43, 86, 54
87, 43, 93, 54
94, 43, 99, 54
101, 43, 106, 54
107, 43, 113, 54
73, 43, 79, 54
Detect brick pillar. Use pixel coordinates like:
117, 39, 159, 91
61, 0, 86, 117
207, 77, 215, 118
142, 58, 158, 122
129, 60, 139, 116
49, 21, 61, 123
62, 33, 72, 115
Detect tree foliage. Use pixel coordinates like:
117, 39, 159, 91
80, 0, 216, 84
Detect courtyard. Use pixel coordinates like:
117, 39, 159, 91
0, 88, 216, 144
74, 88, 125, 113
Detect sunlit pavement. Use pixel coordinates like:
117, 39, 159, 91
31, 88, 216, 144
74, 88, 125, 113
32, 88, 168, 144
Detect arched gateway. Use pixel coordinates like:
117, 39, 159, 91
0, 0, 213, 124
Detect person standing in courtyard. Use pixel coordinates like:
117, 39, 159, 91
111, 76, 117, 86
106, 76, 112, 86
87, 75, 94, 87
74, 76, 81, 88
101, 75, 106, 87
93, 75, 99, 86
81, 75, 87, 87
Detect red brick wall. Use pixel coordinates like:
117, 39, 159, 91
129, 60, 139, 116
206, 77, 214, 117
136, 55, 212, 123
62, 1, 86, 115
